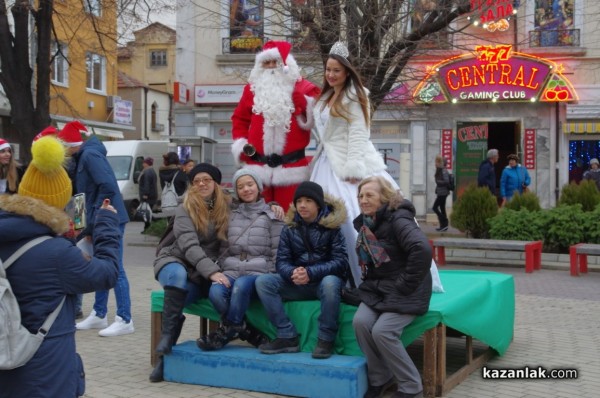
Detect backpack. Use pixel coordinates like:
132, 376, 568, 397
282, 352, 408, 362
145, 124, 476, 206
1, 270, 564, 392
155, 217, 176, 256
161, 171, 180, 215
448, 174, 455, 191
0, 236, 65, 370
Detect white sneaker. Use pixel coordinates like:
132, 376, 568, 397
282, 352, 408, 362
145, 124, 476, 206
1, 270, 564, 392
98, 316, 135, 337
76, 310, 108, 330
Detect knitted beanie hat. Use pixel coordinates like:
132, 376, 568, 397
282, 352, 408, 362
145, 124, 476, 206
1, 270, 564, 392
232, 168, 263, 199
188, 163, 222, 184
57, 120, 88, 147
294, 181, 325, 210
18, 136, 72, 209
590, 158, 599, 166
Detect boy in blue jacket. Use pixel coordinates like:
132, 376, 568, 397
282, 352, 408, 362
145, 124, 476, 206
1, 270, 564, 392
255, 181, 349, 359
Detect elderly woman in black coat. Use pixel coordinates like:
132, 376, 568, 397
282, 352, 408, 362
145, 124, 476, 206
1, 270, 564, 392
352, 176, 432, 398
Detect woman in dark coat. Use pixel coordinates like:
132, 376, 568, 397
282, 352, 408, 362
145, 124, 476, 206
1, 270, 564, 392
0, 136, 120, 398
352, 176, 432, 398
432, 155, 450, 232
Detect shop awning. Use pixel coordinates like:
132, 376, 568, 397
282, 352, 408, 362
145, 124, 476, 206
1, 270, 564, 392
564, 121, 600, 134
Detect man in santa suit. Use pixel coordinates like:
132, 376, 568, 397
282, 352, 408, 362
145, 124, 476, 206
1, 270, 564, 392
231, 40, 320, 210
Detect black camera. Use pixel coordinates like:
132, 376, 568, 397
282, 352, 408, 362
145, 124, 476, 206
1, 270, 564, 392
243, 144, 257, 157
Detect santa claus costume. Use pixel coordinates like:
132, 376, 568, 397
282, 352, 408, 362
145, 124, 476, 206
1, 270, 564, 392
231, 41, 320, 210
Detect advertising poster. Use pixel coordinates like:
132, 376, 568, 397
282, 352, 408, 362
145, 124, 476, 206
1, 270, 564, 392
455, 122, 489, 196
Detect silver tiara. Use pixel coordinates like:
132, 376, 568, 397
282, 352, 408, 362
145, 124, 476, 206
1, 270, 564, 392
329, 41, 349, 59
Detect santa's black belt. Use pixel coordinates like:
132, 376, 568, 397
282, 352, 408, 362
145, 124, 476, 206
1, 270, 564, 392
250, 149, 306, 168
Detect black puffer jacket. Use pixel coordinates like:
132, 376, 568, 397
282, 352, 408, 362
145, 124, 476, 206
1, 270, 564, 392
276, 194, 349, 284
353, 196, 432, 315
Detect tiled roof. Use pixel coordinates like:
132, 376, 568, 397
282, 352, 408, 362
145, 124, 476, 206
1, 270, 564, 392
117, 71, 147, 88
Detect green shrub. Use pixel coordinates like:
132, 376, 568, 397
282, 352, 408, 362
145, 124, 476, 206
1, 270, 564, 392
488, 209, 545, 241
450, 184, 498, 238
558, 180, 600, 212
542, 205, 586, 252
582, 203, 600, 244
143, 218, 168, 238
504, 190, 541, 211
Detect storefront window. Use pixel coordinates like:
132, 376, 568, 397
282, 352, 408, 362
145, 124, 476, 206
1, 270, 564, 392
569, 140, 600, 183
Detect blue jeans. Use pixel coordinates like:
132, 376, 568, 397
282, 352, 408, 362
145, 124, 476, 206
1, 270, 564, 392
157, 262, 205, 306
93, 224, 132, 322
209, 275, 258, 325
255, 273, 343, 342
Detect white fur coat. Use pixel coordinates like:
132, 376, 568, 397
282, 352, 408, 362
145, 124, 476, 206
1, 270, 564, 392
312, 84, 386, 180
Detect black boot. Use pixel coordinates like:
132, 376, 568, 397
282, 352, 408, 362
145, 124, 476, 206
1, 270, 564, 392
238, 322, 269, 348
149, 357, 164, 383
149, 315, 185, 383
155, 286, 187, 356
196, 321, 242, 351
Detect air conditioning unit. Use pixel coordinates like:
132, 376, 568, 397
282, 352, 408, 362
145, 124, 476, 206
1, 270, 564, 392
152, 123, 165, 132
106, 95, 121, 109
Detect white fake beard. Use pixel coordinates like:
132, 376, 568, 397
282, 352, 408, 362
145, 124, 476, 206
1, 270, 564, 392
250, 68, 296, 130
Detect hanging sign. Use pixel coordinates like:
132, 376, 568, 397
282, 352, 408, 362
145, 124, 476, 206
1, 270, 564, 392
524, 129, 536, 169
441, 129, 453, 169
414, 45, 577, 104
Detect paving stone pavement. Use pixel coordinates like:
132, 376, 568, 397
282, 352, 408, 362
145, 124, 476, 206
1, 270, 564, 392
75, 222, 600, 398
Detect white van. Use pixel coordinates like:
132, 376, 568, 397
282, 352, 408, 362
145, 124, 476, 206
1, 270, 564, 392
104, 140, 171, 219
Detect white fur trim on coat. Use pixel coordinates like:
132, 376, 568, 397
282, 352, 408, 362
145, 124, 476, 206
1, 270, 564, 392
296, 96, 315, 131
231, 138, 248, 167
243, 163, 310, 187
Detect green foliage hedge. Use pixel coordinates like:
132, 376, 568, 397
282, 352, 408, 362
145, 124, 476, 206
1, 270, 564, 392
488, 203, 600, 253
454, 180, 600, 253
450, 184, 498, 238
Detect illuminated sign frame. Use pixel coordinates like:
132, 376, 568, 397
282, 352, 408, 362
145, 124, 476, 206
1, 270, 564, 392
414, 45, 578, 104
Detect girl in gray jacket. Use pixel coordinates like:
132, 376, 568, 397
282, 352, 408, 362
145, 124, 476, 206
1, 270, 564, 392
197, 168, 284, 351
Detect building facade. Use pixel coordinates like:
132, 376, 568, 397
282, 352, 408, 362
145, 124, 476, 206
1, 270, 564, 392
173, 0, 600, 215
49, 0, 132, 139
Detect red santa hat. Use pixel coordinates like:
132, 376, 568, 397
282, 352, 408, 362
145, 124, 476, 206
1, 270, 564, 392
33, 126, 59, 142
0, 138, 10, 151
255, 41, 299, 74
57, 120, 88, 147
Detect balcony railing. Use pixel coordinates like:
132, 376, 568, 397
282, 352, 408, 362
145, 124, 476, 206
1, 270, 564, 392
222, 36, 268, 54
222, 35, 319, 55
529, 29, 580, 48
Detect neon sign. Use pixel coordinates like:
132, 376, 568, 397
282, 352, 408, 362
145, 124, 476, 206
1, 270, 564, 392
414, 45, 577, 104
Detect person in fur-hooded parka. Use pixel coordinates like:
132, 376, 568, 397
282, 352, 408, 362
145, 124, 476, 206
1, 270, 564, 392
256, 182, 349, 359
0, 195, 120, 398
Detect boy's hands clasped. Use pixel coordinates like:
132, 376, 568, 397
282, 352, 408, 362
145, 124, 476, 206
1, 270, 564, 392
291, 266, 310, 285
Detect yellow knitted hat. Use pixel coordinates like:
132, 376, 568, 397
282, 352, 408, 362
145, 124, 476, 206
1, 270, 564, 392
18, 136, 72, 209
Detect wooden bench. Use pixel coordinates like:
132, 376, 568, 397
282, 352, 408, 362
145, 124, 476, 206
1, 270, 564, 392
150, 271, 515, 398
569, 243, 600, 276
431, 238, 543, 273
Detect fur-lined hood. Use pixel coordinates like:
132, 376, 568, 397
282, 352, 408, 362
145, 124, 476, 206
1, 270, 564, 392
387, 192, 415, 215
0, 194, 70, 235
283, 193, 346, 229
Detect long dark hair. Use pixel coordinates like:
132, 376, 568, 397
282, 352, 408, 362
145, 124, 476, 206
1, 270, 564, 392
318, 54, 370, 125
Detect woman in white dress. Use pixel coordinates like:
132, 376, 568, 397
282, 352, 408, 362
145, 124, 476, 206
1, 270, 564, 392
310, 42, 399, 286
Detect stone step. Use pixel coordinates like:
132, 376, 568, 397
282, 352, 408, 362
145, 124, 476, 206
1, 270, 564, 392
164, 341, 368, 398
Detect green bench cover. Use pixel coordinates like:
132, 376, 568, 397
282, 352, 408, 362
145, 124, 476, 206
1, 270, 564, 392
151, 270, 515, 356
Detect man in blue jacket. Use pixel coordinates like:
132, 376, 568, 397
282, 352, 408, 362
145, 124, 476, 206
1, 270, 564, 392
58, 125, 134, 337
478, 148, 499, 195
